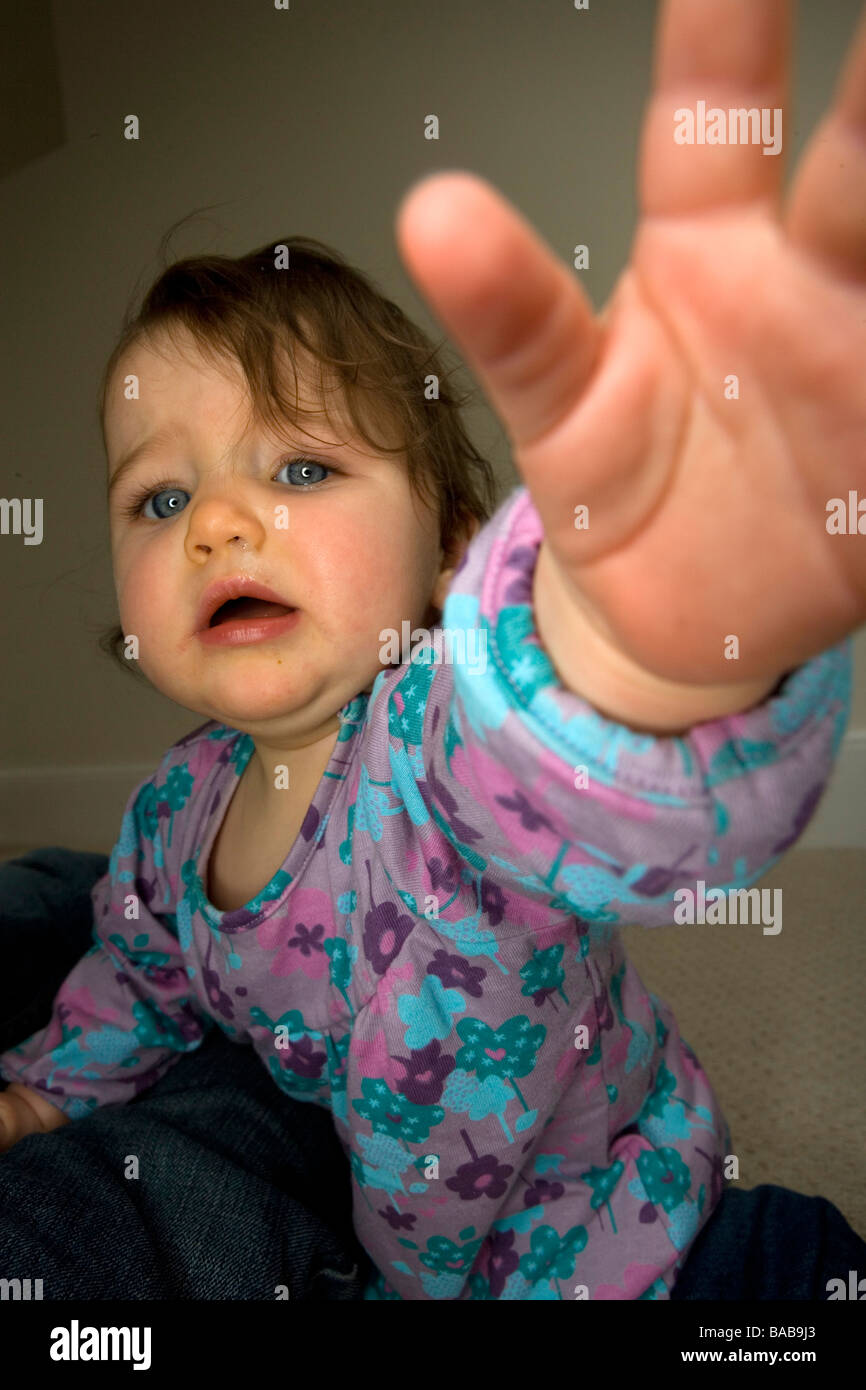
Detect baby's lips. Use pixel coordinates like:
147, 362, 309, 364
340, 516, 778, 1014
194, 576, 296, 632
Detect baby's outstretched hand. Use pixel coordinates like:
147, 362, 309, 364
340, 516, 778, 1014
0, 1083, 70, 1153
396, 0, 866, 724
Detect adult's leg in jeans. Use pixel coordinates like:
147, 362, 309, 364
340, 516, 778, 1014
671, 1185, 866, 1300
0, 848, 109, 1054
0, 848, 374, 1300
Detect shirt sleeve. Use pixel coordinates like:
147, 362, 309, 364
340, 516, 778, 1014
417, 484, 852, 930
0, 774, 212, 1119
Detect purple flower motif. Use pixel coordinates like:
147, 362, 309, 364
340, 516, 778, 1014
363, 900, 415, 976
427, 949, 486, 998
381, 1204, 417, 1232
135, 875, 158, 910
480, 877, 506, 925
427, 854, 460, 895
524, 1176, 565, 1207
495, 786, 554, 834
144, 964, 187, 989
445, 1151, 514, 1202
482, 1228, 521, 1300
301, 803, 320, 842
201, 965, 234, 1021
501, 546, 537, 604
281, 1034, 327, 1080
393, 1040, 455, 1106
426, 765, 484, 844
289, 921, 326, 957
363, 859, 415, 975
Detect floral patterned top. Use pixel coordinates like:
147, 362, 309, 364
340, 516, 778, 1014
0, 485, 852, 1300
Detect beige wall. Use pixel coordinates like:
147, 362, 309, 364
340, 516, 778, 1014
2, 0, 864, 850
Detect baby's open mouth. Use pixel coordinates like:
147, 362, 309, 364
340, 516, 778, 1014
208, 597, 295, 628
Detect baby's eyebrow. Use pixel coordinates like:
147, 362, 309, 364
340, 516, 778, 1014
108, 424, 186, 498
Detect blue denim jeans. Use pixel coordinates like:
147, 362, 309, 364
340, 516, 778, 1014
1, 848, 864, 1301
0, 848, 375, 1299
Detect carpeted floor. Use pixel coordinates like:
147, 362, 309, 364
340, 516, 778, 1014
621, 848, 866, 1241
2, 843, 863, 1241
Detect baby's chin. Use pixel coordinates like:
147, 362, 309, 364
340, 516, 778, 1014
159, 664, 380, 734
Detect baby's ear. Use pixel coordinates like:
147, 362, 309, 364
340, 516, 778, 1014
431, 519, 480, 611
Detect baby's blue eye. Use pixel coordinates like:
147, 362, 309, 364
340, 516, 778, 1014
144, 489, 188, 520
276, 458, 332, 488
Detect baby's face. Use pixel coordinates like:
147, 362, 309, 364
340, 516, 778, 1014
104, 328, 450, 742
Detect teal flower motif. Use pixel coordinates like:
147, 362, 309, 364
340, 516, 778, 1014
580, 1160, 625, 1233
707, 738, 778, 786
352, 1076, 444, 1142
176, 895, 193, 951
520, 944, 569, 1007
667, 1196, 700, 1252
455, 1015, 545, 1081
158, 764, 194, 847
388, 659, 435, 746
388, 741, 430, 827
519, 1224, 588, 1289
244, 869, 291, 916
354, 764, 392, 842
635, 1146, 691, 1213
397, 973, 466, 1050
418, 1231, 485, 1279
495, 605, 556, 704
136, 782, 161, 844
770, 640, 851, 738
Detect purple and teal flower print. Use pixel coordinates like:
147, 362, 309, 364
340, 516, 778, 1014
426, 949, 486, 999
442, 1015, 545, 1141
388, 659, 435, 746
517, 1223, 589, 1298
392, 1039, 455, 1106
352, 1076, 445, 1146
156, 764, 194, 848
362, 859, 414, 974
580, 1160, 625, 1234
638, 1059, 716, 1143
519, 943, 570, 1010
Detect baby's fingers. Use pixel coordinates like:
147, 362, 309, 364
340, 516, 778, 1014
0, 1092, 31, 1153
786, 5, 866, 281
0, 1085, 69, 1153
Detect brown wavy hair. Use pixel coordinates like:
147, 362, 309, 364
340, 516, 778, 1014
97, 230, 499, 680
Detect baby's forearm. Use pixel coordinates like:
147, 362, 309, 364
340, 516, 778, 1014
533, 542, 782, 735
0, 1082, 70, 1153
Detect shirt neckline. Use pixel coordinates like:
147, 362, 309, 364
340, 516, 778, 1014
196, 694, 367, 931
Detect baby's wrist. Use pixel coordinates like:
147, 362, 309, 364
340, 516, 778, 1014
532, 545, 783, 735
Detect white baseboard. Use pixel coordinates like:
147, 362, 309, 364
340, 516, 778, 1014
1, 732, 865, 854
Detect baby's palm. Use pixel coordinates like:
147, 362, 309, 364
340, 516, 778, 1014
397, 0, 866, 684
